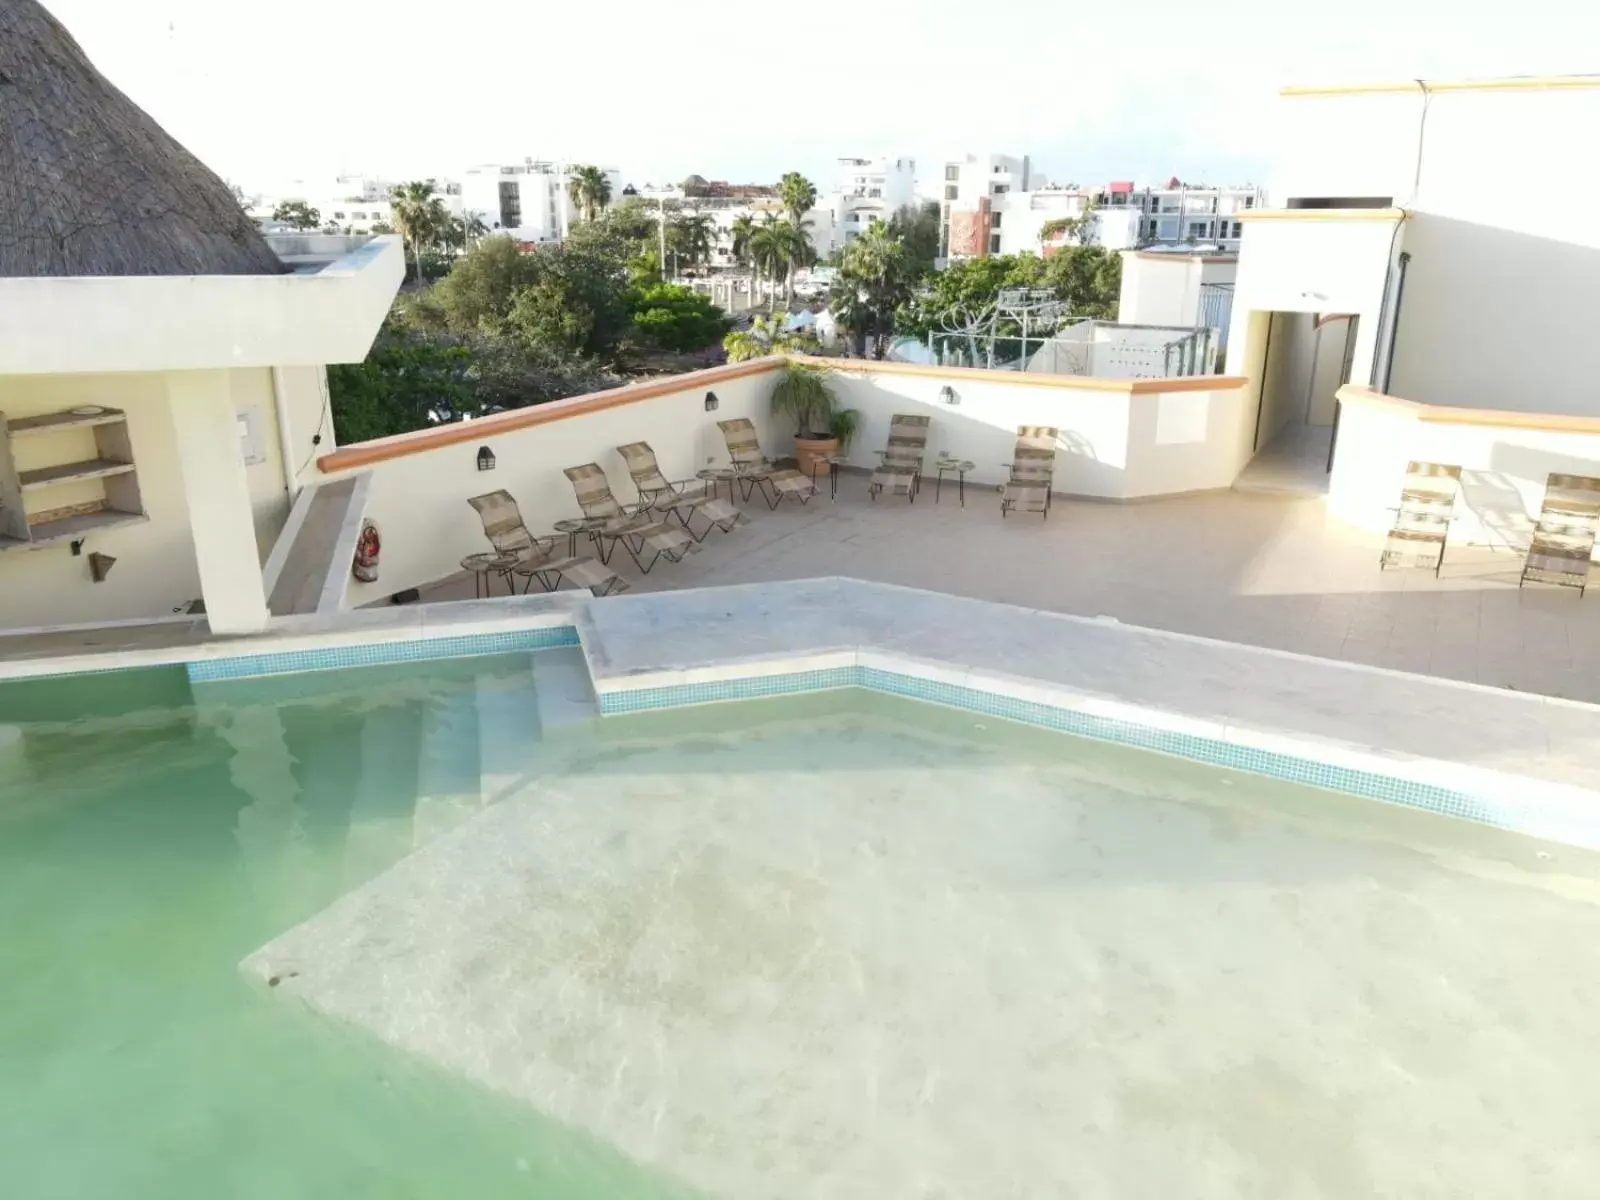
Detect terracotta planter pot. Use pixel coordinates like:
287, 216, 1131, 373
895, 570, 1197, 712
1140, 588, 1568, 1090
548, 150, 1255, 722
794, 436, 840, 476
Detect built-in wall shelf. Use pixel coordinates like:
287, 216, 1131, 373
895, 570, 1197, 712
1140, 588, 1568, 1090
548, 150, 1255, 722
19, 458, 137, 491
0, 406, 146, 553
8, 408, 130, 437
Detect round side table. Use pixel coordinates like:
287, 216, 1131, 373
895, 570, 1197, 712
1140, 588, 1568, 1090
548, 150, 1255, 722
810, 454, 850, 501
934, 458, 976, 507
461, 552, 521, 598
553, 516, 610, 558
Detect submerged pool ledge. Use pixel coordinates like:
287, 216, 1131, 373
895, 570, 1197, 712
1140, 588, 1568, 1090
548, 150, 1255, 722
573, 579, 1600, 850
3, 577, 1598, 849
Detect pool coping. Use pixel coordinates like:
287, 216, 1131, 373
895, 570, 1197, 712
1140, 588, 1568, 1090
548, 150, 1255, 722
2, 577, 1598, 849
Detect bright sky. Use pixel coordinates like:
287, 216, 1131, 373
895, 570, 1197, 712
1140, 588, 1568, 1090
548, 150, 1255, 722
45, 0, 1600, 195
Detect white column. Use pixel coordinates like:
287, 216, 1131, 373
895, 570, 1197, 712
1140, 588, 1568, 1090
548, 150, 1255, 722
168, 370, 271, 634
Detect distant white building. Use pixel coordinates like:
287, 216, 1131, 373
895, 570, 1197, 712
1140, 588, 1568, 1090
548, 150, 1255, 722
252, 174, 466, 236
942, 169, 1264, 261
460, 161, 623, 245
1090, 180, 1264, 251
819, 156, 918, 254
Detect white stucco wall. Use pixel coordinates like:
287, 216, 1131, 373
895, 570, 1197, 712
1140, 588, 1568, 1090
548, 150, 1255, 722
0, 368, 293, 629
1328, 388, 1600, 549
0, 237, 403, 376
821, 366, 1254, 501
323, 366, 790, 604
1266, 84, 1600, 418
1117, 255, 1202, 327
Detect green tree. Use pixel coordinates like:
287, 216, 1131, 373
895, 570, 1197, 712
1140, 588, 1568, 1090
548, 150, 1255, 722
778, 172, 818, 225
628, 283, 731, 352
441, 213, 489, 252
750, 215, 814, 301
729, 213, 756, 268
432, 236, 545, 334
667, 211, 719, 273
566, 165, 613, 222
830, 222, 915, 357
887, 202, 941, 274
326, 323, 476, 442
272, 200, 321, 230
389, 180, 449, 281
1041, 245, 1121, 319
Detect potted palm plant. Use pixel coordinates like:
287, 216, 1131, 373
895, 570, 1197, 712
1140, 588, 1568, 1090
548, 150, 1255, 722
771, 362, 859, 476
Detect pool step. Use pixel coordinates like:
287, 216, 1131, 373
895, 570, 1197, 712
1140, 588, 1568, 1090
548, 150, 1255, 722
342, 701, 427, 887
412, 683, 483, 848
476, 665, 544, 803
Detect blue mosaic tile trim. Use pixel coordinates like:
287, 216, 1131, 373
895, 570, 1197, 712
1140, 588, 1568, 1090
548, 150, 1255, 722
598, 667, 857, 714
600, 664, 1550, 839
186, 626, 579, 683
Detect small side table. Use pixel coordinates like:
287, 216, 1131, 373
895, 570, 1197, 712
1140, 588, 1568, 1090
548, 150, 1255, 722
696, 467, 742, 505
809, 454, 850, 501
552, 516, 610, 559
934, 458, 976, 506
461, 552, 521, 598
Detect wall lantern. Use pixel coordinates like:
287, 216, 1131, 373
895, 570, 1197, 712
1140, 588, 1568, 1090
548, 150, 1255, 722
940, 385, 959, 406
477, 446, 496, 471
704, 391, 719, 412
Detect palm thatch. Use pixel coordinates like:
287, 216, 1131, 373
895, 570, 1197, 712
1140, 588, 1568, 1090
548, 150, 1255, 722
0, 0, 285, 277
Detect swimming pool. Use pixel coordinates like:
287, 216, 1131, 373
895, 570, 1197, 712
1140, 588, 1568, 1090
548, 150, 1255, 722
5, 645, 1599, 1197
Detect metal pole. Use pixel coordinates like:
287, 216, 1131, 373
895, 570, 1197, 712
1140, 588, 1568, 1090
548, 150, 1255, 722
658, 196, 667, 282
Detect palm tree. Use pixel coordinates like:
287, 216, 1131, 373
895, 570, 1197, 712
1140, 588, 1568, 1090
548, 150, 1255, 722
669, 211, 718, 273
565, 165, 613, 223
389, 180, 449, 281
730, 213, 756, 268
750, 215, 815, 302
778, 172, 818, 226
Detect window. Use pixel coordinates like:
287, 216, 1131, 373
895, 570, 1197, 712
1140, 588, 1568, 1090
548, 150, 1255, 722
498, 180, 521, 228
868, 188, 881, 198
1243, 196, 1255, 208
990, 212, 1002, 228
992, 184, 1008, 195
989, 233, 1002, 254
333, 211, 346, 220
992, 165, 1002, 174
1188, 221, 1208, 238
944, 165, 958, 181
944, 184, 958, 200
352, 211, 366, 220
1231, 221, 1242, 238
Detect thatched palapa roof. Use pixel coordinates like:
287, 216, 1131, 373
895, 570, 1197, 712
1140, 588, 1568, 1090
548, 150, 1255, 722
0, 0, 285, 277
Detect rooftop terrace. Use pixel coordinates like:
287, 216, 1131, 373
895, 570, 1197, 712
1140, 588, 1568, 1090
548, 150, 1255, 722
411, 477, 1600, 706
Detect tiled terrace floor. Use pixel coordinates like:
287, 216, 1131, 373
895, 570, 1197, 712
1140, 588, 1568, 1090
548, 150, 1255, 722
419, 472, 1600, 705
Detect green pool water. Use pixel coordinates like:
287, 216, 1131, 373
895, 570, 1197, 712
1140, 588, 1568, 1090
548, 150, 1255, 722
5, 650, 1600, 1198
0, 652, 695, 1200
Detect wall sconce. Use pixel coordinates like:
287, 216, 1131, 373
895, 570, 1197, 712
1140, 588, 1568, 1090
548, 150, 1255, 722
89, 552, 117, 583
940, 385, 959, 406
476, 446, 496, 471
704, 391, 719, 412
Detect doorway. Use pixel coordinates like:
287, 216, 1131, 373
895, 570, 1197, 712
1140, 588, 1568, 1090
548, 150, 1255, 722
1237, 312, 1358, 495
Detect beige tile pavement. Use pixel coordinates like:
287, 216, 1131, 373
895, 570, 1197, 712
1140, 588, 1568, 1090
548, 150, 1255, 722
420, 471, 1600, 704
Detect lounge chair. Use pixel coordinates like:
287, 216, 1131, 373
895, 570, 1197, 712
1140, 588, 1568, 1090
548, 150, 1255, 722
466, 490, 629, 596
1379, 461, 1461, 575
1520, 472, 1600, 594
715, 418, 818, 509
999, 426, 1059, 519
868, 414, 930, 502
563, 463, 701, 573
615, 441, 748, 542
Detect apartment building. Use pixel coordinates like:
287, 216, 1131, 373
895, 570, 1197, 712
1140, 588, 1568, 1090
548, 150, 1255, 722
825, 156, 918, 251
1092, 179, 1264, 250
460, 161, 623, 245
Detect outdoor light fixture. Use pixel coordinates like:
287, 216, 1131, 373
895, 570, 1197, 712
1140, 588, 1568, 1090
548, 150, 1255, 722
477, 446, 496, 471
940, 385, 959, 406
704, 391, 719, 412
